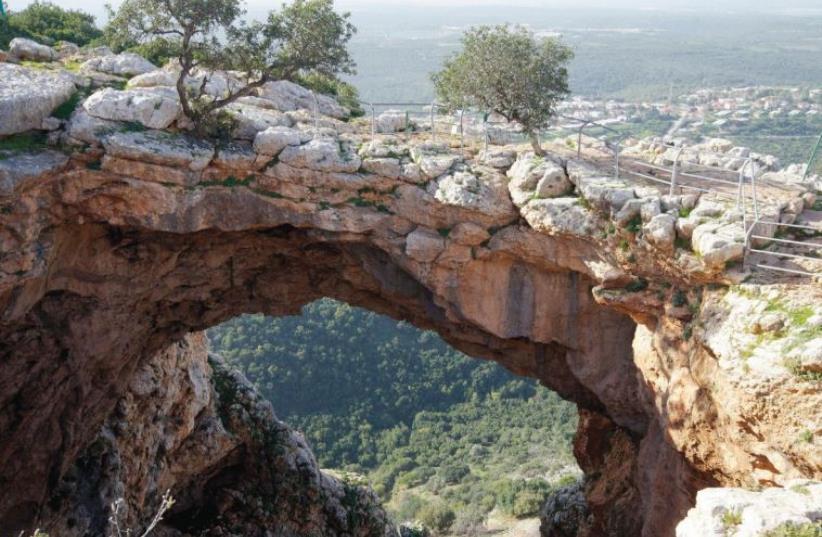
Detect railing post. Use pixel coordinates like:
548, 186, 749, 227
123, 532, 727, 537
749, 158, 760, 221
577, 123, 584, 159
483, 112, 489, 153
370, 103, 376, 141
670, 147, 683, 196
459, 109, 465, 155
430, 102, 436, 143
614, 139, 621, 180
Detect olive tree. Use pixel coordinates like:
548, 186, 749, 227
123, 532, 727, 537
104, 0, 355, 134
432, 25, 573, 155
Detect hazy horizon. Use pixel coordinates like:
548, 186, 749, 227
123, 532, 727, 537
8, 0, 822, 23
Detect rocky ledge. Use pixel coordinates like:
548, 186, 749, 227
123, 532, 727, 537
0, 46, 820, 537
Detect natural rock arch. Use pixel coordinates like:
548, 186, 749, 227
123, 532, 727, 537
1, 86, 818, 534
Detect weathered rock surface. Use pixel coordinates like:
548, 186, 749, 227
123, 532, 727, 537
0, 64, 76, 135
258, 80, 349, 119
0, 65, 820, 537
84, 87, 182, 129
8, 37, 56, 61
676, 482, 822, 537
81, 52, 157, 76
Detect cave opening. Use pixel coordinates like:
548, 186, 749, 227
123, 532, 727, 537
205, 299, 581, 536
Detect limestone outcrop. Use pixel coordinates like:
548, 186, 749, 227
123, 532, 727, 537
0, 57, 820, 537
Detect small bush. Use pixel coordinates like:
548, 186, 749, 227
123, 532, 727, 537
417, 501, 456, 535
762, 521, 821, 537
1, 1, 102, 48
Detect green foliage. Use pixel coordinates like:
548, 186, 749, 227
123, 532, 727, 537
0, 1, 102, 48
494, 478, 554, 518
0, 132, 49, 159
417, 501, 455, 535
721, 509, 742, 532
763, 521, 821, 537
432, 24, 572, 152
208, 299, 578, 522
625, 278, 649, 293
104, 0, 356, 134
296, 72, 364, 117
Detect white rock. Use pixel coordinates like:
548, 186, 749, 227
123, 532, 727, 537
102, 130, 215, 171
676, 481, 822, 537
83, 87, 181, 129
480, 149, 517, 169
65, 108, 119, 146
644, 213, 677, 252
227, 103, 293, 140
640, 198, 662, 222
82, 53, 156, 76
374, 110, 411, 133
692, 222, 745, 270
257, 80, 349, 119
520, 198, 598, 236
9, 38, 56, 62
252, 126, 305, 156
0, 64, 76, 135
506, 153, 571, 206
429, 171, 516, 221
405, 228, 445, 263
278, 138, 361, 173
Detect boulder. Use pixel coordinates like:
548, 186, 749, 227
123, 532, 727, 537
9, 38, 56, 62
82, 53, 157, 76
676, 481, 822, 537
278, 138, 361, 173
83, 87, 181, 129
102, 131, 215, 171
429, 170, 516, 222
692, 222, 745, 270
374, 110, 410, 133
228, 104, 293, 140
0, 64, 76, 136
520, 197, 598, 236
644, 214, 677, 252
507, 153, 571, 207
253, 126, 306, 156
257, 80, 349, 119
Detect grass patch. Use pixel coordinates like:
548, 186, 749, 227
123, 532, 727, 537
200, 175, 254, 188
625, 214, 642, 234
437, 227, 451, 238
762, 521, 822, 537
52, 92, 83, 120
625, 278, 648, 293
0, 132, 49, 159
783, 357, 822, 383
721, 509, 742, 533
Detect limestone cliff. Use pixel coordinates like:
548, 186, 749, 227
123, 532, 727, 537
0, 54, 820, 537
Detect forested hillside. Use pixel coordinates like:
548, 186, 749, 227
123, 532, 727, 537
208, 300, 579, 532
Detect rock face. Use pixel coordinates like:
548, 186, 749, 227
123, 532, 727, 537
676, 482, 822, 537
0, 63, 820, 537
8, 37, 56, 61
0, 63, 76, 135
81, 52, 157, 76
41, 333, 390, 537
83, 87, 182, 129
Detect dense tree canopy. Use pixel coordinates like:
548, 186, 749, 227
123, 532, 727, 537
209, 300, 579, 533
432, 25, 573, 154
0, 1, 102, 48
104, 0, 356, 133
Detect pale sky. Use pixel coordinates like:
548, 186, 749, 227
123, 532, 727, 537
8, 0, 822, 23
